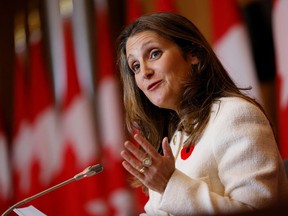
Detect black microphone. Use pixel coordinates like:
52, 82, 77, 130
1, 164, 103, 216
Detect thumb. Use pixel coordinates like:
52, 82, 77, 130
162, 137, 173, 159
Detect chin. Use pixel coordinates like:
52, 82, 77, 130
153, 102, 170, 110
151, 97, 171, 109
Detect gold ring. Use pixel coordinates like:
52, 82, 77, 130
142, 157, 152, 167
138, 167, 145, 173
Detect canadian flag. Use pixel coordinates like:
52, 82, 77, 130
26, 25, 62, 213
94, 0, 133, 215
0, 111, 11, 213
55, 18, 105, 216
45, 0, 106, 215
11, 22, 33, 205
211, 0, 260, 102
12, 11, 62, 214
273, 0, 288, 159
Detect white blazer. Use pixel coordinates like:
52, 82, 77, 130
141, 97, 288, 216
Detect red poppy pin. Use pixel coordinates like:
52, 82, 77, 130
181, 145, 194, 160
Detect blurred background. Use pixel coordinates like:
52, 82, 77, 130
0, 0, 287, 215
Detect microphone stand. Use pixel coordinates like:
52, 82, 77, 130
2, 164, 103, 216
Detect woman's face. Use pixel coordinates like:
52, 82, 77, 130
126, 31, 198, 112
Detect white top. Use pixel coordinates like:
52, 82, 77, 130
141, 97, 288, 216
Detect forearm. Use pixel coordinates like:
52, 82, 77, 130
158, 169, 254, 215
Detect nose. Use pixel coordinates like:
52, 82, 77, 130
141, 63, 154, 79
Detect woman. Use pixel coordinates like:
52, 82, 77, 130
117, 12, 288, 215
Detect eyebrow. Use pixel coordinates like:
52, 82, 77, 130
127, 39, 156, 61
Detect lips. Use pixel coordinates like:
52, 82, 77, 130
147, 80, 162, 91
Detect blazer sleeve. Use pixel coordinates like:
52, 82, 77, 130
157, 99, 288, 215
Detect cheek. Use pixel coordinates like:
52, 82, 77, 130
134, 76, 143, 91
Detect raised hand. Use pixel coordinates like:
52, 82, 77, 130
121, 133, 175, 193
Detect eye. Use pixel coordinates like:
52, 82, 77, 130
131, 62, 140, 73
150, 49, 161, 59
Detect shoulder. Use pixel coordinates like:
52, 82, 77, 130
210, 97, 269, 125
206, 96, 276, 151
213, 97, 260, 114
206, 97, 277, 157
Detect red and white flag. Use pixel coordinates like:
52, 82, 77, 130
94, 0, 133, 215
273, 0, 288, 159
26, 25, 61, 213
0, 110, 11, 213
211, 0, 260, 102
46, 0, 106, 214
11, 24, 33, 205
12, 11, 62, 214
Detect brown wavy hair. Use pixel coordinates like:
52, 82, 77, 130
117, 12, 264, 188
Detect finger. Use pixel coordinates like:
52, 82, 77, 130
162, 137, 174, 159
123, 140, 147, 159
120, 149, 143, 170
134, 133, 159, 158
122, 160, 145, 179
